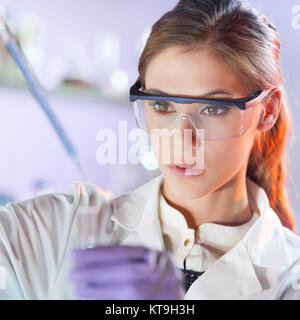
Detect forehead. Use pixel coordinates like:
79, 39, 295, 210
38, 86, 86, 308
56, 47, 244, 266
144, 46, 248, 97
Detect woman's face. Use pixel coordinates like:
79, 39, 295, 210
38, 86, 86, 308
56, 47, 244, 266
144, 45, 264, 199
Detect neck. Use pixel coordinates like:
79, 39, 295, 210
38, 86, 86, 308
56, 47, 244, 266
161, 172, 253, 231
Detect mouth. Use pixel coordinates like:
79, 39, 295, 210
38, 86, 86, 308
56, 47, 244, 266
176, 164, 195, 169
169, 165, 205, 178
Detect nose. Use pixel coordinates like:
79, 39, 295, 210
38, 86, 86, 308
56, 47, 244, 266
170, 115, 204, 168
174, 115, 200, 147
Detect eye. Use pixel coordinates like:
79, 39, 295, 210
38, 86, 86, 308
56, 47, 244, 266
201, 105, 229, 116
149, 101, 173, 113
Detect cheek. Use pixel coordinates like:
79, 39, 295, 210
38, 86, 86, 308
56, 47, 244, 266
150, 134, 173, 165
205, 106, 260, 173
206, 136, 254, 175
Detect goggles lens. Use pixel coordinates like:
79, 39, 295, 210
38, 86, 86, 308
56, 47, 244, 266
133, 99, 260, 140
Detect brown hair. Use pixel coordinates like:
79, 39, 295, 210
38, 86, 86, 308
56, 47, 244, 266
137, 0, 295, 230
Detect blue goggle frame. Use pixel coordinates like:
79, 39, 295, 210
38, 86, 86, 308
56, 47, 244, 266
129, 81, 272, 110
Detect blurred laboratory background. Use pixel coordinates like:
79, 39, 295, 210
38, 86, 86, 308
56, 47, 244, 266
0, 0, 299, 233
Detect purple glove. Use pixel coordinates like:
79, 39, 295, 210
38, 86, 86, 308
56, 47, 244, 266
68, 245, 185, 300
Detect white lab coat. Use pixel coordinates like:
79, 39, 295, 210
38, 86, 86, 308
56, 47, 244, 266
0, 174, 300, 300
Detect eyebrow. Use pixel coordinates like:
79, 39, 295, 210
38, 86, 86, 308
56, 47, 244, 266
144, 88, 233, 97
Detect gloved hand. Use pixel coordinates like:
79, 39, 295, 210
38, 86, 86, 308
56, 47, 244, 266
68, 245, 185, 300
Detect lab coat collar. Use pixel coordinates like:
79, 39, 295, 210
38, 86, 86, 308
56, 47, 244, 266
110, 174, 281, 298
110, 174, 166, 251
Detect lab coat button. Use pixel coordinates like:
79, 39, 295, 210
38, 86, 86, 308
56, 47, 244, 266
184, 238, 191, 247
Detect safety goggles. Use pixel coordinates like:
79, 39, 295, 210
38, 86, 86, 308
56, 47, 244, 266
129, 81, 272, 141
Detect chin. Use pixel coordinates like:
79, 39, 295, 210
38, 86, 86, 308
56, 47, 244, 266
171, 183, 208, 199
161, 165, 210, 199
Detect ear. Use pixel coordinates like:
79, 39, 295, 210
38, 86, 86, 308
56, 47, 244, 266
256, 88, 282, 132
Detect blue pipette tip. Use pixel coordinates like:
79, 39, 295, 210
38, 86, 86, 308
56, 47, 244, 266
70, 153, 83, 173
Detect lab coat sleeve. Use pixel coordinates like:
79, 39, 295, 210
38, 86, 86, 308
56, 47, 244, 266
0, 182, 115, 300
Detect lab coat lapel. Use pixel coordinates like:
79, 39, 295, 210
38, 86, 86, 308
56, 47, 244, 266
110, 174, 165, 251
184, 177, 275, 299
184, 239, 262, 299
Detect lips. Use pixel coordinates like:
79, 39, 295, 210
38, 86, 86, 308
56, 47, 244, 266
184, 167, 204, 176
169, 165, 205, 178
178, 166, 195, 170
172, 163, 200, 169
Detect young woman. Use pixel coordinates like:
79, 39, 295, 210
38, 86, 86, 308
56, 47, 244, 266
1, 0, 300, 300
